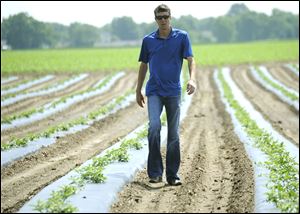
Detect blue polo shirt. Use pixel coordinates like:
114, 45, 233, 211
138, 28, 193, 97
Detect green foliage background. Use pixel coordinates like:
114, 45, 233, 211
1, 40, 298, 74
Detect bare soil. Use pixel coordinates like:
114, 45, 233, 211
110, 68, 255, 213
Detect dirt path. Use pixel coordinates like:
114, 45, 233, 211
1, 72, 136, 143
231, 66, 299, 146
110, 69, 254, 213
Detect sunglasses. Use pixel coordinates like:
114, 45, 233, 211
155, 15, 170, 20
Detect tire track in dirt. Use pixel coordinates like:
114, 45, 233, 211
1, 72, 136, 144
1, 73, 103, 117
1, 96, 148, 213
231, 66, 299, 146
267, 66, 299, 91
110, 69, 254, 213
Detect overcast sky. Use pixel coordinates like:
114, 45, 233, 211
1, 1, 299, 28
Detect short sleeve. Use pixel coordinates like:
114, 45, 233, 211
183, 33, 193, 59
138, 38, 149, 63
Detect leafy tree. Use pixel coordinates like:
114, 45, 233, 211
269, 9, 299, 39
226, 3, 250, 16
212, 16, 235, 43
110, 17, 139, 40
68, 22, 99, 47
45, 23, 69, 48
111, 16, 139, 41
235, 12, 260, 41
1, 13, 50, 49
137, 22, 156, 38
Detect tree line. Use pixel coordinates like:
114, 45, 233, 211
1, 3, 298, 49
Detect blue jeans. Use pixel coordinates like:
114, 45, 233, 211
147, 95, 181, 181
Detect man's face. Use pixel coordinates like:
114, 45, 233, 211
155, 12, 171, 30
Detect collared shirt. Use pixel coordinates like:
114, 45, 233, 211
138, 28, 193, 97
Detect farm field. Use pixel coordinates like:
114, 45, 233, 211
111, 63, 299, 213
1, 41, 299, 213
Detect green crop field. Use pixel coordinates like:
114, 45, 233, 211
1, 40, 298, 74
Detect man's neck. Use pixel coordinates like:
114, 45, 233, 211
159, 27, 171, 39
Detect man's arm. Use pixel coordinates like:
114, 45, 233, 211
186, 56, 196, 95
136, 62, 148, 108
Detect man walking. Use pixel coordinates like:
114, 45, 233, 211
136, 4, 196, 186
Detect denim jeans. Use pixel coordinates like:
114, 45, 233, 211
147, 95, 181, 181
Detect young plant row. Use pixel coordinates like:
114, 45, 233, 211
1, 108, 43, 124
33, 123, 148, 213
1, 89, 134, 151
1, 76, 18, 85
1, 75, 54, 96
1, 74, 114, 125
217, 70, 299, 213
254, 66, 298, 101
1, 74, 82, 101
49, 73, 115, 109
1, 76, 37, 91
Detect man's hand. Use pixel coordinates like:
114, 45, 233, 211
136, 91, 145, 108
187, 79, 196, 95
